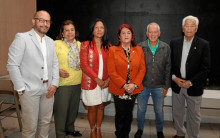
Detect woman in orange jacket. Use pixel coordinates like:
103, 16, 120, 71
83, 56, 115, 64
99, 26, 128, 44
108, 24, 146, 138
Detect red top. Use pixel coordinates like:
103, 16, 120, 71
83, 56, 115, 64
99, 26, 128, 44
80, 39, 110, 90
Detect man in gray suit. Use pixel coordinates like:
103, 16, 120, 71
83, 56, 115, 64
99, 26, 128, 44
7, 10, 59, 138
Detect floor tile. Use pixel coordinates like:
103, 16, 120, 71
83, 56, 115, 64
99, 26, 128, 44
1, 111, 220, 138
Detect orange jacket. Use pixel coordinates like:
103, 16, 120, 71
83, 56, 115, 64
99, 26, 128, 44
108, 45, 146, 96
80, 40, 109, 90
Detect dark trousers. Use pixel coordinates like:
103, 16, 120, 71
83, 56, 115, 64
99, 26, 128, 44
53, 85, 81, 138
113, 95, 136, 138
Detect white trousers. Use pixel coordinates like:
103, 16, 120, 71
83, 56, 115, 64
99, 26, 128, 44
19, 83, 54, 138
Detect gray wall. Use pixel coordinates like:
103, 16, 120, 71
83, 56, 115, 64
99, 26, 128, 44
38, 0, 220, 87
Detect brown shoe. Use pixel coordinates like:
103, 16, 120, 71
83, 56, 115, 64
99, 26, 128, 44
172, 135, 185, 138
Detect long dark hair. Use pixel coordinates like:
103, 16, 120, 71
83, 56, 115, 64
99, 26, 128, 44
87, 18, 110, 50
116, 24, 136, 47
56, 20, 79, 40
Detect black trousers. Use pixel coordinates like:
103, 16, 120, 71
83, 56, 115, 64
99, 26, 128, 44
113, 95, 136, 138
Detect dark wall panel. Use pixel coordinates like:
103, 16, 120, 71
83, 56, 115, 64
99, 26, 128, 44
37, 0, 220, 88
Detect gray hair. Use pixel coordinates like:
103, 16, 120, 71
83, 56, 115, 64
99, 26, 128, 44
182, 15, 199, 27
146, 22, 160, 33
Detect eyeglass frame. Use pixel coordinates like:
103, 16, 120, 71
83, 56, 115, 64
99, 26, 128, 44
34, 18, 52, 24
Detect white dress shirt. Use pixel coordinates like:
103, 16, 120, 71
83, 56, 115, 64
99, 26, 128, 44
34, 31, 48, 81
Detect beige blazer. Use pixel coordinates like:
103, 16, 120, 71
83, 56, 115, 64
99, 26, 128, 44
7, 29, 59, 96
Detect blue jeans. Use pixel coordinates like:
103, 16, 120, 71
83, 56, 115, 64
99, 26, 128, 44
137, 87, 164, 132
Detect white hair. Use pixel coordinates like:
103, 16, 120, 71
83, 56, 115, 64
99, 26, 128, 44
182, 15, 199, 27
146, 22, 160, 32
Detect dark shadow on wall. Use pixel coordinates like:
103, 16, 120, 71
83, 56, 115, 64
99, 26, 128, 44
37, 0, 220, 89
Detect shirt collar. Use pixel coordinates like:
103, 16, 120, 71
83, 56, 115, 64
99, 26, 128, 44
33, 29, 45, 43
148, 39, 159, 48
184, 36, 194, 44
122, 44, 130, 51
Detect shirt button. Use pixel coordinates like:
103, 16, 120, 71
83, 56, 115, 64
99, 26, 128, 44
41, 78, 43, 80
41, 67, 44, 69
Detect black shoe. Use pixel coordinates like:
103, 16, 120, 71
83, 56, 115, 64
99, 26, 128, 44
66, 131, 82, 137
157, 132, 164, 138
172, 135, 185, 138
134, 130, 143, 138
125, 134, 129, 138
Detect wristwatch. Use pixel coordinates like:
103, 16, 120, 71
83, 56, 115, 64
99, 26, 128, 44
134, 84, 138, 88
188, 81, 193, 86
17, 90, 25, 95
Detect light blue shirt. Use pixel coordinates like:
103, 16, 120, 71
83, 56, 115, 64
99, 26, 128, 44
180, 37, 193, 79
172, 37, 194, 80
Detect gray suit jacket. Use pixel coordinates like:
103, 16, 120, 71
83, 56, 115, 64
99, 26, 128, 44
7, 29, 59, 96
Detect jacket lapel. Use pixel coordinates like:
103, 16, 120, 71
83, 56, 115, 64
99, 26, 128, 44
177, 38, 184, 68
187, 36, 198, 62
129, 46, 137, 61
117, 45, 128, 62
45, 36, 50, 67
29, 29, 42, 52
90, 39, 100, 57
94, 44, 99, 57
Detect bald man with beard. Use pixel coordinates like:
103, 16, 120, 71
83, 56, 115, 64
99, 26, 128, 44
7, 10, 59, 138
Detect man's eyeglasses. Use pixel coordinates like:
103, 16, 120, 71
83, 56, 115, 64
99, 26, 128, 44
34, 18, 52, 24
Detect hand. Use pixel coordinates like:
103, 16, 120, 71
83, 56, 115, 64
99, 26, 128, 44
173, 77, 186, 88
94, 77, 104, 88
181, 81, 191, 89
161, 88, 167, 97
124, 83, 135, 94
46, 85, 57, 98
123, 84, 128, 90
59, 69, 69, 78
18, 92, 25, 96
102, 78, 110, 89
19, 93, 24, 96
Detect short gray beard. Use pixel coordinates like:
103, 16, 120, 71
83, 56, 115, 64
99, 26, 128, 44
35, 26, 49, 34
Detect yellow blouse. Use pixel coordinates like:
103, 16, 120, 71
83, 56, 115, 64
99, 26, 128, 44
55, 40, 82, 86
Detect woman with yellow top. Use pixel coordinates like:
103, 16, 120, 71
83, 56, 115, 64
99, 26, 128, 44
54, 20, 82, 138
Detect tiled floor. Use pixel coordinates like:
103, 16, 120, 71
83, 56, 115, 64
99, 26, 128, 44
1, 105, 220, 138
